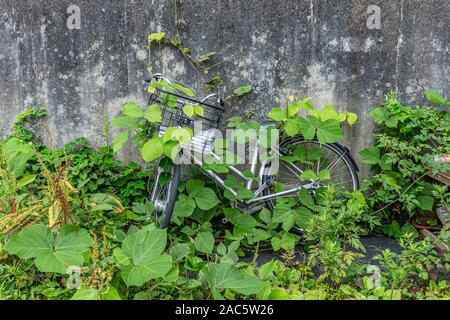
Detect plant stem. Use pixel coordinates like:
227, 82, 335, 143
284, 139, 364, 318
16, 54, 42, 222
371, 172, 428, 215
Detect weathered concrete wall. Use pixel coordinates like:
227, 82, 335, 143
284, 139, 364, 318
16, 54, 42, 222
0, 0, 449, 177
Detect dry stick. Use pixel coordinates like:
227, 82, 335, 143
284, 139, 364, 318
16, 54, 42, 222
371, 172, 428, 215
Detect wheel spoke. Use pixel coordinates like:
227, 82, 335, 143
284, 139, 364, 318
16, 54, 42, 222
263, 140, 358, 209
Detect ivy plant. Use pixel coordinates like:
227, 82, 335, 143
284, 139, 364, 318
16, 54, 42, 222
268, 97, 357, 144
361, 91, 450, 223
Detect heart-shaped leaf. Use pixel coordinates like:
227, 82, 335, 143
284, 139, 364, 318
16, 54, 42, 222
141, 138, 163, 163
316, 119, 343, 144
144, 104, 162, 123
5, 225, 93, 274
204, 263, 263, 296
191, 187, 220, 210
194, 231, 215, 254
113, 131, 129, 153
119, 226, 172, 287
122, 102, 144, 118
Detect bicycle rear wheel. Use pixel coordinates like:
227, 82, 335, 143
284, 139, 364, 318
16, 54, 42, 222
261, 136, 359, 212
149, 161, 181, 228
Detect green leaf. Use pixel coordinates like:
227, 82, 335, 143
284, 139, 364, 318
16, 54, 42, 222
5, 225, 53, 259
295, 207, 313, 229
161, 89, 178, 108
299, 97, 314, 110
171, 83, 195, 97
194, 231, 215, 254
369, 107, 386, 124
234, 85, 253, 96
287, 103, 301, 117
282, 214, 295, 231
202, 163, 229, 174
360, 147, 380, 165
71, 286, 99, 300
417, 195, 434, 211
170, 127, 193, 144
272, 204, 293, 224
197, 51, 216, 63
224, 275, 264, 296
5, 225, 93, 274
217, 243, 227, 256
205, 76, 223, 89
169, 243, 192, 262
401, 223, 419, 239
163, 127, 177, 143
247, 229, 271, 244
316, 119, 343, 144
122, 102, 143, 118
182, 104, 195, 118
379, 154, 393, 170
280, 233, 298, 251
191, 187, 220, 210
384, 289, 402, 300
101, 287, 122, 300
204, 263, 263, 295
194, 105, 204, 117
299, 188, 315, 208
163, 141, 180, 161
300, 170, 317, 181
316, 105, 339, 122
425, 90, 450, 107
17, 174, 37, 188
385, 117, 398, 128
111, 116, 139, 129
121, 255, 172, 287
141, 137, 163, 162
224, 208, 258, 231
235, 187, 255, 201
173, 195, 196, 218
186, 179, 205, 194
90, 193, 125, 212
317, 169, 330, 180
227, 116, 242, 128
120, 227, 172, 287
383, 221, 402, 238
296, 116, 319, 140
284, 119, 300, 137
268, 288, 290, 300
271, 237, 282, 251
148, 32, 165, 43
144, 104, 162, 123
259, 261, 275, 280
347, 191, 366, 211
259, 208, 272, 224
113, 248, 130, 266
268, 107, 287, 121
346, 112, 358, 125
3, 138, 34, 177
113, 131, 129, 153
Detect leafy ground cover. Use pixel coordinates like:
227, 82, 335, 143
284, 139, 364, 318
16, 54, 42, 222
0, 89, 449, 300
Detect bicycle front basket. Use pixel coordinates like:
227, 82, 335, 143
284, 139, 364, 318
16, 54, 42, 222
149, 88, 224, 131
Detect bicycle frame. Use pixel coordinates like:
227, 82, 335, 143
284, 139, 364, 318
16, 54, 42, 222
152, 73, 321, 207
185, 140, 316, 206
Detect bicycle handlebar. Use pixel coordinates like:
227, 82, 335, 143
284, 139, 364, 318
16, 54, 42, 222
151, 73, 223, 106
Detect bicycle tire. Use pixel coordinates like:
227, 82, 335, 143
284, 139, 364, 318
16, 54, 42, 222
150, 164, 181, 229
261, 136, 360, 213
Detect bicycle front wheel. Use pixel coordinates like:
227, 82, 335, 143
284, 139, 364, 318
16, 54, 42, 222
149, 162, 181, 228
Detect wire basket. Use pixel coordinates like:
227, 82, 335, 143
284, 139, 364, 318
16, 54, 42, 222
149, 88, 224, 154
